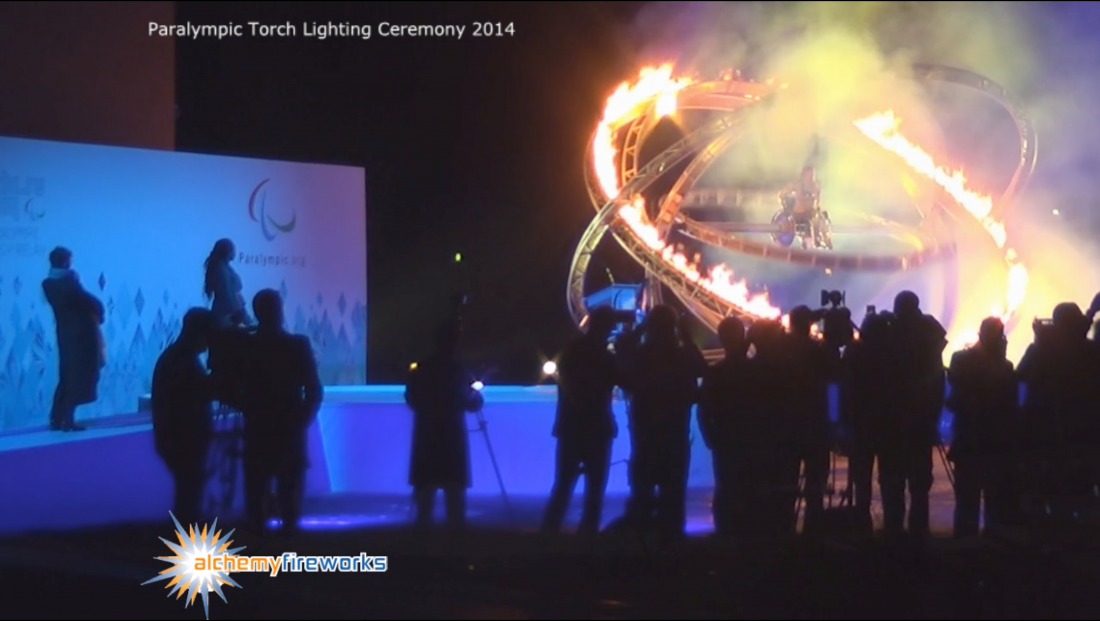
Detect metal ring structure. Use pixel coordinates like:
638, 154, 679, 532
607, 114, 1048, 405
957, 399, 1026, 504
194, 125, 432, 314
568, 64, 1037, 355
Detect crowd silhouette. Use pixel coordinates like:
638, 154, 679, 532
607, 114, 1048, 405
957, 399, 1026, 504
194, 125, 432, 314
406, 286, 1100, 546
41, 240, 1100, 542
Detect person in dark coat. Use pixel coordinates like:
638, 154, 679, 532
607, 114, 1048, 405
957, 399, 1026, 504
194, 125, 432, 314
405, 320, 483, 528
152, 308, 216, 525
41, 246, 104, 432
879, 290, 947, 542
698, 316, 751, 537
946, 317, 1021, 537
619, 306, 708, 538
241, 289, 323, 536
541, 306, 620, 536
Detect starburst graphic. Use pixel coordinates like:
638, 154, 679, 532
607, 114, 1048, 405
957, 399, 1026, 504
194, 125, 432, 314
142, 513, 246, 619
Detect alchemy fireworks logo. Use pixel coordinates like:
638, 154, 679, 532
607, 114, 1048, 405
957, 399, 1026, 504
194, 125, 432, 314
142, 513, 244, 619
249, 178, 297, 241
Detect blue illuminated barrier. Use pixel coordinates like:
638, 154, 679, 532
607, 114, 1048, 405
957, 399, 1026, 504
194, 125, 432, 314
0, 381, 967, 534
316, 385, 715, 496
0, 385, 717, 534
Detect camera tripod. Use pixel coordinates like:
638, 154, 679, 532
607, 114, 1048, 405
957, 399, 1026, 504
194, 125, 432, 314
202, 403, 245, 519
406, 405, 515, 524
470, 405, 515, 522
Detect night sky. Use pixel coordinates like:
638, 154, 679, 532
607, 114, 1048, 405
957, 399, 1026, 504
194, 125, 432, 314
176, 1, 648, 384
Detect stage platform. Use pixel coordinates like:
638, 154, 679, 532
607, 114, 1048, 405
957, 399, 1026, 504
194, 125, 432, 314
0, 385, 957, 535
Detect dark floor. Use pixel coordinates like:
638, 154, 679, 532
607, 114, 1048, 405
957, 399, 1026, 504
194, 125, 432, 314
4, 493, 1100, 620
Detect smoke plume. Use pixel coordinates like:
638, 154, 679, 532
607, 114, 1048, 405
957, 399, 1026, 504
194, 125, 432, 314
626, 0, 1100, 359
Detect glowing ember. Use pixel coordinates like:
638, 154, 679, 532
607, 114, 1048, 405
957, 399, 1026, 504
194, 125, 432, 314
853, 111, 1030, 346
593, 64, 692, 199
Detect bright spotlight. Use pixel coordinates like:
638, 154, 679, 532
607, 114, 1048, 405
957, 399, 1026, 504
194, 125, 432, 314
408, 362, 418, 371
471, 380, 484, 391
542, 361, 558, 376
1052, 209, 1060, 216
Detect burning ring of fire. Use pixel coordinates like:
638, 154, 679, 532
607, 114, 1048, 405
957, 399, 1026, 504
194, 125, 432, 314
567, 63, 1037, 355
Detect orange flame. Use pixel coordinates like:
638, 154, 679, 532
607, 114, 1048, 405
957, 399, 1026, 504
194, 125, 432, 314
593, 64, 692, 199
853, 111, 1029, 347
591, 66, 782, 321
591, 68, 1027, 340
618, 197, 783, 320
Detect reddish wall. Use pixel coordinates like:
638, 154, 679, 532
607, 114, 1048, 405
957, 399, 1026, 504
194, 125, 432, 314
0, 1, 175, 150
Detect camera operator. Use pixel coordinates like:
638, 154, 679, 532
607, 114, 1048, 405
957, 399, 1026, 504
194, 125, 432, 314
879, 290, 946, 543
743, 319, 795, 538
405, 319, 483, 529
616, 305, 707, 539
151, 308, 216, 525
541, 306, 621, 537
698, 316, 751, 537
840, 310, 895, 534
784, 305, 838, 536
1018, 302, 1097, 519
946, 318, 1021, 537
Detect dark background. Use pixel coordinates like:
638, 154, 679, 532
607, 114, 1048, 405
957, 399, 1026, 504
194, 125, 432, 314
3, 2, 1097, 385
176, 2, 648, 383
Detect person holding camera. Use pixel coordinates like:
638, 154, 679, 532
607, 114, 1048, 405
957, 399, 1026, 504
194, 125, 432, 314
784, 306, 838, 536
840, 311, 895, 534
151, 308, 216, 525
946, 317, 1021, 537
405, 320, 483, 529
1018, 302, 1097, 520
698, 316, 751, 537
541, 306, 621, 537
878, 291, 947, 543
742, 319, 796, 538
616, 305, 707, 539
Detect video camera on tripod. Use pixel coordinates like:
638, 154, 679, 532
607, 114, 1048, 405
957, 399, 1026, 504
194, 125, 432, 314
818, 289, 855, 350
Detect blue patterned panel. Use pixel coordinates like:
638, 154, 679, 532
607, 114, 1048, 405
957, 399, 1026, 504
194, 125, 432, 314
0, 281, 366, 432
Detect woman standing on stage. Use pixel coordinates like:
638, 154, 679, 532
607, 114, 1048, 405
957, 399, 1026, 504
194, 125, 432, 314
203, 238, 251, 329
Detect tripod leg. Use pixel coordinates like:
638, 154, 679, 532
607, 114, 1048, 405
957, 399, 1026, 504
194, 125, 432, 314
938, 444, 955, 490
476, 412, 514, 523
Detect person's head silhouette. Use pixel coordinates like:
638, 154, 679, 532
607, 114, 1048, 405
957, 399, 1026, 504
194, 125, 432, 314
789, 305, 815, 337
717, 316, 746, 356
893, 290, 921, 321
253, 289, 284, 330
1053, 302, 1090, 340
645, 305, 678, 342
48, 246, 72, 270
587, 306, 617, 342
977, 316, 1006, 357
178, 308, 214, 353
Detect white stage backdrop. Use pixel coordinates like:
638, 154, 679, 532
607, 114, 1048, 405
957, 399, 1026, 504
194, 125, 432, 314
0, 136, 367, 432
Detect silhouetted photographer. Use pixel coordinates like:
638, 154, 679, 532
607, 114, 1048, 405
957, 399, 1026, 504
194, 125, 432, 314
151, 308, 216, 525
946, 317, 1021, 537
615, 306, 707, 539
541, 306, 621, 536
878, 290, 946, 542
405, 320, 483, 529
1018, 302, 1097, 520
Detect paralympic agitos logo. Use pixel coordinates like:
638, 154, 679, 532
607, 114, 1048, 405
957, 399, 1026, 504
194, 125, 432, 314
248, 179, 297, 241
